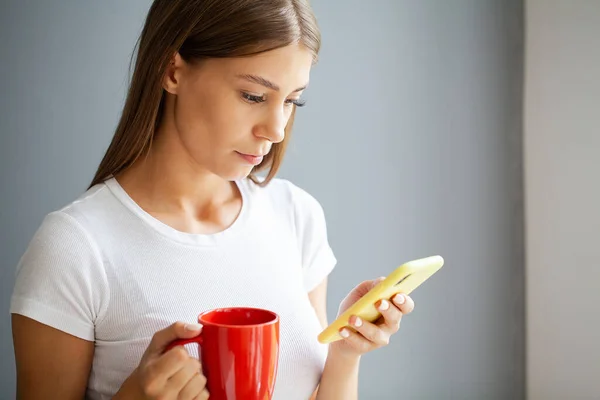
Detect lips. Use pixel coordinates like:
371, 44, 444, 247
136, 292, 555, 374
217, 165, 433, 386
236, 151, 265, 166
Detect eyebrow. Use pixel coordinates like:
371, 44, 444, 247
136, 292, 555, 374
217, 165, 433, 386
235, 74, 307, 93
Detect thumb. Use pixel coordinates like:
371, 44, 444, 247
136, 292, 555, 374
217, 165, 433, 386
147, 321, 202, 356
365, 276, 386, 292
352, 277, 386, 297
373, 276, 386, 288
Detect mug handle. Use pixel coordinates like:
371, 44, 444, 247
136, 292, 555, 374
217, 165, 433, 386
164, 333, 203, 353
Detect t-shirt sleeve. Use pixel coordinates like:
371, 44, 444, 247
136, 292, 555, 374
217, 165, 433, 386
10, 211, 109, 341
290, 184, 338, 292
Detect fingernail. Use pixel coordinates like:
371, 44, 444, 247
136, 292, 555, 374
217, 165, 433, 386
394, 294, 405, 305
378, 300, 390, 311
340, 328, 350, 338
184, 323, 202, 331
353, 317, 363, 328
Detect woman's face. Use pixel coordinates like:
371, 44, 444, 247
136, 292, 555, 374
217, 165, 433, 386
161, 43, 314, 180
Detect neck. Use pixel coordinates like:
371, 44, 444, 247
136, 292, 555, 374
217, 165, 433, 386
116, 131, 239, 216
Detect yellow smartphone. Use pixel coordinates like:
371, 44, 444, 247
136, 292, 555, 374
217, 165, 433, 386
317, 255, 444, 344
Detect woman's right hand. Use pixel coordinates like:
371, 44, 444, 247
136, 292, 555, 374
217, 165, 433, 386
114, 322, 209, 400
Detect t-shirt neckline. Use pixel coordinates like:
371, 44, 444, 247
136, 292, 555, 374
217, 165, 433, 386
104, 177, 250, 246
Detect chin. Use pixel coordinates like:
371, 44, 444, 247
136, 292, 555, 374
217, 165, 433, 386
217, 166, 254, 182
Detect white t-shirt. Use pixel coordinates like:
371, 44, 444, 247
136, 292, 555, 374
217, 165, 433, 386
10, 177, 337, 400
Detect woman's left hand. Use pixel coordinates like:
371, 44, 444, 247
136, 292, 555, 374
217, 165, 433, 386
330, 277, 415, 358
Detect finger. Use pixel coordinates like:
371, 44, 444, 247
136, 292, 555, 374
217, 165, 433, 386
147, 321, 203, 356
348, 315, 389, 346
376, 299, 403, 333
373, 276, 386, 286
350, 276, 386, 298
179, 371, 209, 400
193, 388, 211, 400
339, 327, 375, 354
148, 345, 191, 385
369, 276, 386, 292
166, 358, 203, 397
392, 294, 415, 315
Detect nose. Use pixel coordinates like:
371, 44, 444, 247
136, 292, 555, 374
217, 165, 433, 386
254, 107, 287, 144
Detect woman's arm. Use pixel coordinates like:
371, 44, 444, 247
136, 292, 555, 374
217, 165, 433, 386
13, 315, 210, 400
308, 278, 360, 400
308, 277, 414, 400
12, 314, 95, 400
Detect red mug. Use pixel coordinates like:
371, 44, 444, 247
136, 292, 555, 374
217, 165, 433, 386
166, 307, 280, 400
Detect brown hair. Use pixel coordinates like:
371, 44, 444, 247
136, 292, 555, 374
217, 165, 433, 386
89, 0, 321, 189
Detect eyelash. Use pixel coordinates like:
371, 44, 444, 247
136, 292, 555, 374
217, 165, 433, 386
241, 92, 306, 107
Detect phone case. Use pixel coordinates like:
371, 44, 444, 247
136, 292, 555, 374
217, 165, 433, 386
317, 255, 444, 344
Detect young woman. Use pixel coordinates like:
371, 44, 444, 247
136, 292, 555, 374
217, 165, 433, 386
10, 1, 415, 399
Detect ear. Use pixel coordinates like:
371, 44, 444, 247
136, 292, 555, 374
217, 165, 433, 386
162, 52, 185, 94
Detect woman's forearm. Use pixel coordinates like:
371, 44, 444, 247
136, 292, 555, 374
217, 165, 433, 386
316, 346, 361, 400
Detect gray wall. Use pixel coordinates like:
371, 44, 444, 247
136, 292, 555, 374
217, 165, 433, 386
525, 1, 600, 398
0, 1, 524, 399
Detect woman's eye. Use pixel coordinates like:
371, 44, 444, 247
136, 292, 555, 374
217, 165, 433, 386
242, 92, 306, 108
241, 92, 265, 103
286, 98, 306, 107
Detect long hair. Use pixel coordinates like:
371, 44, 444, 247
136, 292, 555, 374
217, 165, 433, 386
89, 0, 321, 189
